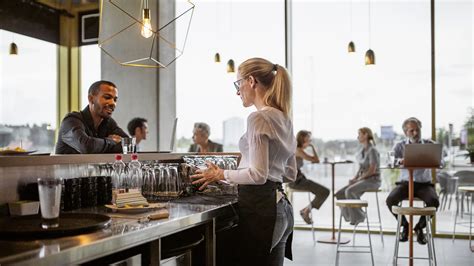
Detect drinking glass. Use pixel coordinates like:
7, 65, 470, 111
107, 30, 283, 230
122, 138, 131, 154
142, 164, 155, 201
387, 151, 395, 168
167, 164, 177, 197
37, 178, 62, 229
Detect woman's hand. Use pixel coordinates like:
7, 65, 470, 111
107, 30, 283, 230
190, 162, 225, 190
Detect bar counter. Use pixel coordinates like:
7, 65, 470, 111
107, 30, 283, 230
0, 200, 238, 265
0, 152, 241, 265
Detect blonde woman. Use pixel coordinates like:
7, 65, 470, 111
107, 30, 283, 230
191, 58, 296, 265
290, 130, 330, 224
335, 127, 381, 225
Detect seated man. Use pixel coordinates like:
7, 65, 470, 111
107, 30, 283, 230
127, 117, 149, 152
188, 122, 223, 153
386, 117, 440, 245
55, 80, 128, 154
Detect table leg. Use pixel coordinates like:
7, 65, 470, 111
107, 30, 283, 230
409, 169, 414, 266
318, 163, 350, 244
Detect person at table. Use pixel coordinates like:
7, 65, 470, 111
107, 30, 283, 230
289, 130, 330, 224
335, 127, 381, 225
188, 122, 223, 152
386, 117, 440, 245
190, 58, 297, 265
127, 117, 148, 152
55, 80, 128, 154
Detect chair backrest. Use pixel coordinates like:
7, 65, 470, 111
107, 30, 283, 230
453, 170, 474, 186
436, 172, 450, 190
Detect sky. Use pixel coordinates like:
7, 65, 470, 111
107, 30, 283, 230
0, 0, 472, 143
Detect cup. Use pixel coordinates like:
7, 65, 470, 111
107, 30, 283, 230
122, 137, 137, 154
37, 178, 62, 229
122, 138, 131, 154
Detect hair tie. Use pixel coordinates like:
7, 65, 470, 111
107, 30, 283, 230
273, 64, 278, 71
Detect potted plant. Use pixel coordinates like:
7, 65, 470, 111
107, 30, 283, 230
466, 146, 474, 163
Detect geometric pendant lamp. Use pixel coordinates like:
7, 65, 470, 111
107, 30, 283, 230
98, 0, 195, 68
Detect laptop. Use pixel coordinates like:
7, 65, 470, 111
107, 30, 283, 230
403, 143, 442, 167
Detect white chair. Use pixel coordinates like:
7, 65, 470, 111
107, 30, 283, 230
352, 188, 384, 245
286, 186, 316, 245
335, 199, 374, 266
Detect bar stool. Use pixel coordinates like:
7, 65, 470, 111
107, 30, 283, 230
352, 188, 383, 245
392, 206, 437, 266
335, 199, 374, 266
286, 187, 316, 244
452, 186, 474, 246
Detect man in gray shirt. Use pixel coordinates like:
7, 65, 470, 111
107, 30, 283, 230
386, 117, 440, 245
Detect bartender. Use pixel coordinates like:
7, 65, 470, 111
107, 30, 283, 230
55, 80, 129, 154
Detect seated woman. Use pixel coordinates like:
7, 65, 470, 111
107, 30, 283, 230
335, 127, 381, 225
188, 122, 223, 152
289, 130, 330, 224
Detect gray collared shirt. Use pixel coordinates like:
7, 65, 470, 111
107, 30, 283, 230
393, 138, 434, 183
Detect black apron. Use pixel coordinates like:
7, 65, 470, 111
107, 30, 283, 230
236, 180, 293, 266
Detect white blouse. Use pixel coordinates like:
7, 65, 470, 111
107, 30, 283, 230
224, 106, 297, 185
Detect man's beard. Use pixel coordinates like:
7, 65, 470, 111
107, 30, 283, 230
409, 135, 421, 143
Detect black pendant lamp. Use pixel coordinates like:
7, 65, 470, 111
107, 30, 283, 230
214, 52, 221, 63
226, 59, 235, 73
365, 0, 375, 65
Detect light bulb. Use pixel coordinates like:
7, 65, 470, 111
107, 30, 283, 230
141, 8, 153, 38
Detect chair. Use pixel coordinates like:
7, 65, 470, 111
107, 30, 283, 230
437, 171, 457, 210
454, 171, 474, 218
392, 206, 437, 266
452, 186, 474, 246
335, 199, 374, 266
286, 186, 316, 245
351, 188, 384, 245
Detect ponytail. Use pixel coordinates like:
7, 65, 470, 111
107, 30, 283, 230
238, 58, 292, 117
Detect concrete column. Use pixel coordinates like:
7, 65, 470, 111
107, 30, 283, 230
101, 0, 176, 151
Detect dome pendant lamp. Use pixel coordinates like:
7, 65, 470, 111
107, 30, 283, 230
365, 0, 375, 65
227, 59, 235, 73
214, 52, 221, 63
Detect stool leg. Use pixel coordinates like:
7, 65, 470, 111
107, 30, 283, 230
375, 191, 384, 245
393, 214, 402, 266
365, 207, 374, 266
335, 211, 343, 266
426, 216, 434, 266
352, 223, 357, 246
470, 193, 473, 250
427, 215, 437, 266
308, 192, 316, 245
453, 193, 460, 242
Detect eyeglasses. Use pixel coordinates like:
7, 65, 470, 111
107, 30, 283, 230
233, 78, 244, 91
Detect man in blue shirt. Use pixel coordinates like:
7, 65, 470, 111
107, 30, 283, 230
386, 117, 440, 245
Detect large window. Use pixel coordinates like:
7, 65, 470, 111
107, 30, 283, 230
292, 1, 432, 230
434, 1, 473, 234
175, 0, 285, 152
0, 30, 57, 153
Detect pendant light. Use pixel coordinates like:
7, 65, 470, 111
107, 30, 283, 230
140, 0, 153, 38
9, 33, 18, 55
226, 59, 235, 73
365, 0, 375, 65
347, 0, 356, 53
214, 53, 221, 63
9, 42, 18, 55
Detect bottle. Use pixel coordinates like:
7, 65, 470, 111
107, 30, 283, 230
128, 153, 143, 192
112, 154, 126, 191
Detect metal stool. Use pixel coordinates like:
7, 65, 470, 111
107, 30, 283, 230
287, 187, 316, 244
452, 186, 474, 248
392, 206, 437, 266
335, 200, 374, 266
352, 188, 383, 245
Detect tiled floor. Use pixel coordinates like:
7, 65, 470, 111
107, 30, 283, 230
285, 229, 474, 266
